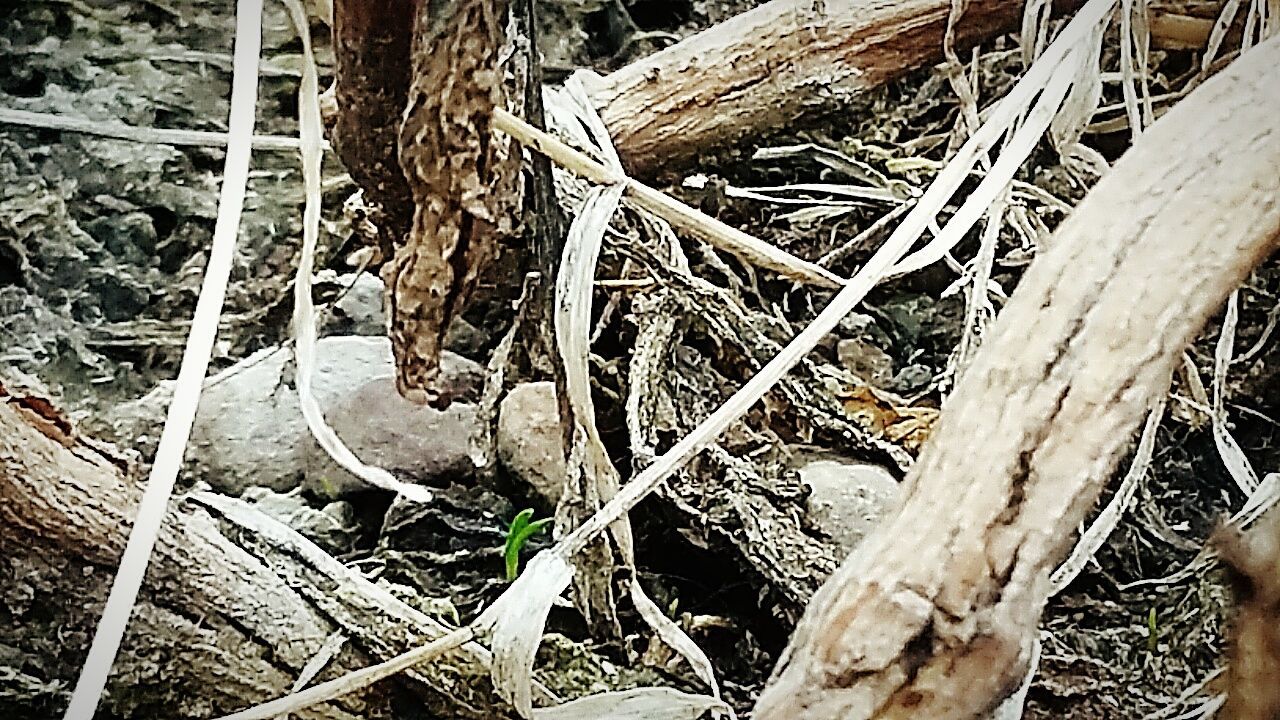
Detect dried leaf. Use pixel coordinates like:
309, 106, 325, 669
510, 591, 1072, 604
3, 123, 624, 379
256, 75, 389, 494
388, 0, 521, 407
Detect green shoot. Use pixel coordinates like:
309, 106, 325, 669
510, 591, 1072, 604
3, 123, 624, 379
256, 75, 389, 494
504, 508, 552, 581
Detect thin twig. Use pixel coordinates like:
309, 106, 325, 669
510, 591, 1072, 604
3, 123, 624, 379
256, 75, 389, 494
817, 201, 914, 267
215, 627, 477, 720
0, 106, 322, 151
491, 108, 845, 290
60, 1, 266, 718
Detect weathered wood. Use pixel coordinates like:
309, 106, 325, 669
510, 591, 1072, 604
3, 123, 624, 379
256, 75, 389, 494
590, 0, 1082, 176
754, 35, 1280, 720
330, 0, 419, 263
0, 385, 515, 719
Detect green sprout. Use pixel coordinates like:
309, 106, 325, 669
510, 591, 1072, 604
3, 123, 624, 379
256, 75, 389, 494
504, 509, 552, 582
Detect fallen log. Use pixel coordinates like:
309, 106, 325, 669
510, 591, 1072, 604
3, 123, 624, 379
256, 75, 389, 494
591, 0, 1219, 173
754, 33, 1280, 720
0, 384, 517, 719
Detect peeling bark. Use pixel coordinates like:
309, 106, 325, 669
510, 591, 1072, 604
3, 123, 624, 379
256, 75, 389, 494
590, 0, 1084, 176
755, 35, 1280, 720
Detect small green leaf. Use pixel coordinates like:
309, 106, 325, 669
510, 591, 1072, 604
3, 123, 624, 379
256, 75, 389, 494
508, 508, 533, 537
504, 509, 551, 581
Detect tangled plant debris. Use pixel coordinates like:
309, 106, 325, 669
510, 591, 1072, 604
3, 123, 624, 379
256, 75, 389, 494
2, 1, 1279, 719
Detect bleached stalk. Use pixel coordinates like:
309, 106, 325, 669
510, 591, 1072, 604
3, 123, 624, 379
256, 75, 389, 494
284, 0, 430, 502
0, 106, 313, 150
61, 2, 266, 718
1049, 395, 1167, 594
492, 109, 844, 290
1211, 291, 1261, 494
215, 626, 477, 720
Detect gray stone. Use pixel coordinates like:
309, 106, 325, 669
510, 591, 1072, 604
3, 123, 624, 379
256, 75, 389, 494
124, 336, 484, 497
836, 337, 895, 386
303, 376, 481, 499
799, 458, 901, 556
496, 382, 566, 506
329, 271, 386, 336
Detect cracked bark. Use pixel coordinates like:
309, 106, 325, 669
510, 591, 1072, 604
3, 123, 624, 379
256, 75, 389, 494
754, 35, 1280, 720
0, 385, 518, 719
590, 0, 1085, 176
331, 0, 419, 263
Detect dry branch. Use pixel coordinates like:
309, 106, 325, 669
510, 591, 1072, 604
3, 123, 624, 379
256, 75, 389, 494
492, 108, 844, 288
330, 0, 416, 262
591, 0, 1083, 175
0, 385, 517, 719
754, 36, 1280, 720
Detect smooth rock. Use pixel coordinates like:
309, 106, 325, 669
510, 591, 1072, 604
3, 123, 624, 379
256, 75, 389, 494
157, 335, 485, 497
836, 337, 895, 386
304, 376, 481, 499
496, 381, 566, 506
799, 458, 900, 556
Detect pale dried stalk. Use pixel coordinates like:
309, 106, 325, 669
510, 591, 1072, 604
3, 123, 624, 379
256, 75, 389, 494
275, 632, 347, 720
491, 108, 844, 289
216, 627, 477, 720
283, 0, 428, 502
61, 2, 265, 718
1049, 395, 1167, 595
1212, 291, 1261, 494
0, 106, 314, 150
547, 74, 722, 698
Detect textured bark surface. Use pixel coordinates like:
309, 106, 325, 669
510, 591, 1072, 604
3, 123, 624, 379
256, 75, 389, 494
385, 0, 523, 406
590, 0, 1081, 176
0, 384, 516, 720
754, 36, 1280, 720
330, 0, 419, 263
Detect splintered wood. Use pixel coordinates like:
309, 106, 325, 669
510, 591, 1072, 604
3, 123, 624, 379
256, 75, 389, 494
387, 0, 521, 407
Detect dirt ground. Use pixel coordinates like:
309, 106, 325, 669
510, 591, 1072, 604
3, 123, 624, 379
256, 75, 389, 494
2, 1, 1277, 718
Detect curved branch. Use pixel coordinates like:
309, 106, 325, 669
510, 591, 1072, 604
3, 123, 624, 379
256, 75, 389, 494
755, 34, 1280, 720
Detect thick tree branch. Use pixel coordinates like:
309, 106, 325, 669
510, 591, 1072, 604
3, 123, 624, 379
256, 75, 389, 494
591, 0, 1083, 175
0, 385, 515, 719
755, 35, 1280, 720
